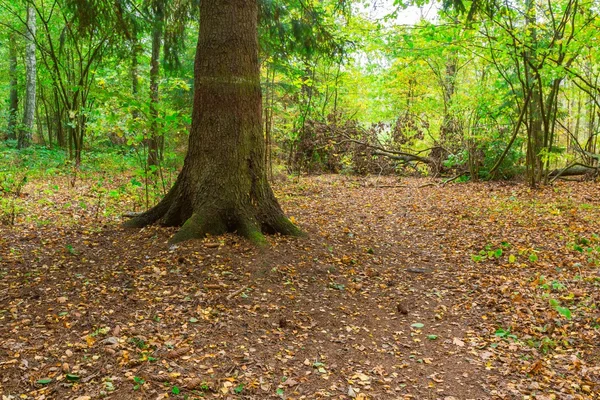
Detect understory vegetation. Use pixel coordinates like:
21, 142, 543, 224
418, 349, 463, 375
1, 0, 600, 189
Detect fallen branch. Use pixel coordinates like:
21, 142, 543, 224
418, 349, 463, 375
226, 286, 248, 301
372, 150, 432, 165
336, 136, 434, 165
549, 163, 598, 183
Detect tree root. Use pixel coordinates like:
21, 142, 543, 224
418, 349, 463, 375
125, 198, 302, 245
170, 212, 227, 244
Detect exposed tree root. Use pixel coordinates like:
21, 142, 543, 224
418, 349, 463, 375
123, 185, 302, 245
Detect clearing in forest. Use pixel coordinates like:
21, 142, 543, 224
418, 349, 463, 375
1, 175, 599, 399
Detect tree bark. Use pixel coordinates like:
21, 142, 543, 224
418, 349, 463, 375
549, 164, 598, 179
131, 24, 142, 122
18, 6, 36, 149
125, 0, 301, 245
147, 2, 165, 169
7, 33, 18, 140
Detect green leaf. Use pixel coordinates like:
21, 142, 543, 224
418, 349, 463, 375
234, 383, 244, 394
66, 374, 80, 382
471, 254, 482, 262
411, 323, 424, 329
427, 335, 438, 340
189, 317, 198, 323
276, 388, 285, 396
37, 378, 52, 385
172, 386, 180, 394
508, 254, 516, 263
555, 306, 572, 320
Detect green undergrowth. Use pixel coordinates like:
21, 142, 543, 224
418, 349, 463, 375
0, 142, 184, 225
0, 141, 141, 178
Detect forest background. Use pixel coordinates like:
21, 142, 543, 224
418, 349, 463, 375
1, 0, 599, 208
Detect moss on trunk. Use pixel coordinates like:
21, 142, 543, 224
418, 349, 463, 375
124, 0, 302, 245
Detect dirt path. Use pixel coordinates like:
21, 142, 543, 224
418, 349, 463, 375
1, 175, 598, 399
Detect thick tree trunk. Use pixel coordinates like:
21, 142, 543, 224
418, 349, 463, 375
18, 6, 36, 149
125, 0, 300, 245
7, 33, 18, 140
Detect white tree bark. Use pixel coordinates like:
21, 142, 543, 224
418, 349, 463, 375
7, 33, 18, 140
18, 5, 36, 149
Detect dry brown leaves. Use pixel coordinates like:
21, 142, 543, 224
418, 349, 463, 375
0, 174, 598, 399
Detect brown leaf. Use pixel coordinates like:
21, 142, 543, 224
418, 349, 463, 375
166, 346, 190, 359
528, 359, 543, 375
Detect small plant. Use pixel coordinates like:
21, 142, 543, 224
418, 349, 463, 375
0, 173, 27, 225
569, 235, 600, 266
65, 244, 79, 255
530, 336, 557, 354
495, 327, 517, 340
549, 298, 572, 320
133, 376, 145, 390
129, 337, 147, 349
471, 243, 507, 262
234, 383, 244, 394
538, 275, 562, 291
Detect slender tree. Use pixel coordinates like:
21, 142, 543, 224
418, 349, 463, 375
147, 0, 165, 169
125, 0, 301, 244
18, 5, 36, 149
7, 32, 18, 140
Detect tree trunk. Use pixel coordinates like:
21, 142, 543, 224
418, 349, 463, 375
18, 6, 36, 149
147, 2, 165, 169
131, 24, 141, 119
440, 57, 459, 147
524, 0, 543, 187
53, 87, 65, 147
7, 33, 18, 140
549, 165, 598, 178
125, 0, 301, 245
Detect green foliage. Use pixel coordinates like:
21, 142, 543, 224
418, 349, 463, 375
133, 376, 145, 390
0, 0, 598, 185
495, 327, 517, 340
471, 243, 509, 262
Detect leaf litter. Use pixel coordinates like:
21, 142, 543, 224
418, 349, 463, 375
0, 174, 599, 399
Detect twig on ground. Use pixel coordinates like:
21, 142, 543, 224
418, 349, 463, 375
226, 286, 248, 301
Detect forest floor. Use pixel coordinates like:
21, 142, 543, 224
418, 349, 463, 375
0, 174, 599, 400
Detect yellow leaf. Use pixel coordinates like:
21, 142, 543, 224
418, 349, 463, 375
85, 336, 96, 347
